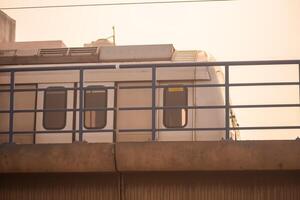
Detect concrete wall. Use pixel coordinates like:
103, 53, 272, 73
0, 10, 15, 43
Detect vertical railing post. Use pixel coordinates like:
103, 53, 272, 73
79, 69, 84, 142
9, 71, 15, 144
113, 84, 117, 144
225, 65, 230, 140
33, 86, 38, 144
298, 64, 300, 104
151, 66, 157, 141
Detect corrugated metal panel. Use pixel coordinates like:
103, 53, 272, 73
0, 49, 16, 56
172, 50, 198, 61
69, 47, 98, 56
1, 172, 300, 200
39, 48, 69, 56
123, 172, 300, 200
0, 173, 119, 200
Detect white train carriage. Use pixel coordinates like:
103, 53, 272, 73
0, 44, 238, 144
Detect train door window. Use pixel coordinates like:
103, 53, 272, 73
43, 87, 67, 130
84, 86, 107, 129
163, 86, 188, 128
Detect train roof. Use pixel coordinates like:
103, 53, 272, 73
0, 43, 209, 66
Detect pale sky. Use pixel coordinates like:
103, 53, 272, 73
1, 0, 300, 140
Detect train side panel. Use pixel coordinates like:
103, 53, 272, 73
0, 64, 227, 143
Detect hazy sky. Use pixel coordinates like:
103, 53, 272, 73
1, 0, 300, 140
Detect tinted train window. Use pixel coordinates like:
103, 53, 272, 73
84, 86, 107, 129
163, 87, 188, 128
43, 87, 67, 130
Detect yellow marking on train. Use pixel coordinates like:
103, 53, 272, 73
168, 87, 184, 92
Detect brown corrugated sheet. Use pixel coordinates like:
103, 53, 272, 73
1, 171, 300, 200
122, 172, 300, 200
0, 173, 119, 200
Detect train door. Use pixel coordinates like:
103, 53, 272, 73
116, 82, 153, 142
157, 82, 195, 141
77, 82, 114, 143
0, 84, 37, 144
36, 83, 74, 144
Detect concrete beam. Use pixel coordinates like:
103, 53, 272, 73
1, 141, 300, 173
0, 143, 115, 173
116, 140, 300, 171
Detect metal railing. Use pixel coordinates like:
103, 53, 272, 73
0, 59, 300, 144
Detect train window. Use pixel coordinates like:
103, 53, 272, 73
163, 86, 188, 128
84, 86, 107, 129
43, 87, 67, 130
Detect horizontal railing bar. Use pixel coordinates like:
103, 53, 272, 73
1, 103, 300, 113
120, 104, 300, 110
2, 125, 300, 135
1, 60, 300, 73
0, 108, 116, 113
159, 105, 224, 110
0, 82, 297, 93
119, 105, 226, 110
119, 82, 300, 90
118, 129, 152, 132
231, 104, 300, 108
0, 130, 73, 134
119, 83, 226, 89
0, 86, 116, 92
94, 126, 300, 132
0, 88, 68, 92
119, 60, 300, 68
82, 129, 114, 133
119, 128, 227, 132
42, 108, 115, 112
231, 126, 300, 130
157, 128, 226, 131
0, 105, 225, 113
0, 84, 221, 93
1, 82, 297, 93
0, 129, 114, 134
0, 64, 116, 73
120, 82, 300, 89
229, 82, 300, 87
118, 107, 152, 111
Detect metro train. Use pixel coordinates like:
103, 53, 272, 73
0, 44, 239, 144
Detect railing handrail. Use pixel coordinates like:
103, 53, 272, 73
1, 59, 300, 72
1, 59, 300, 143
